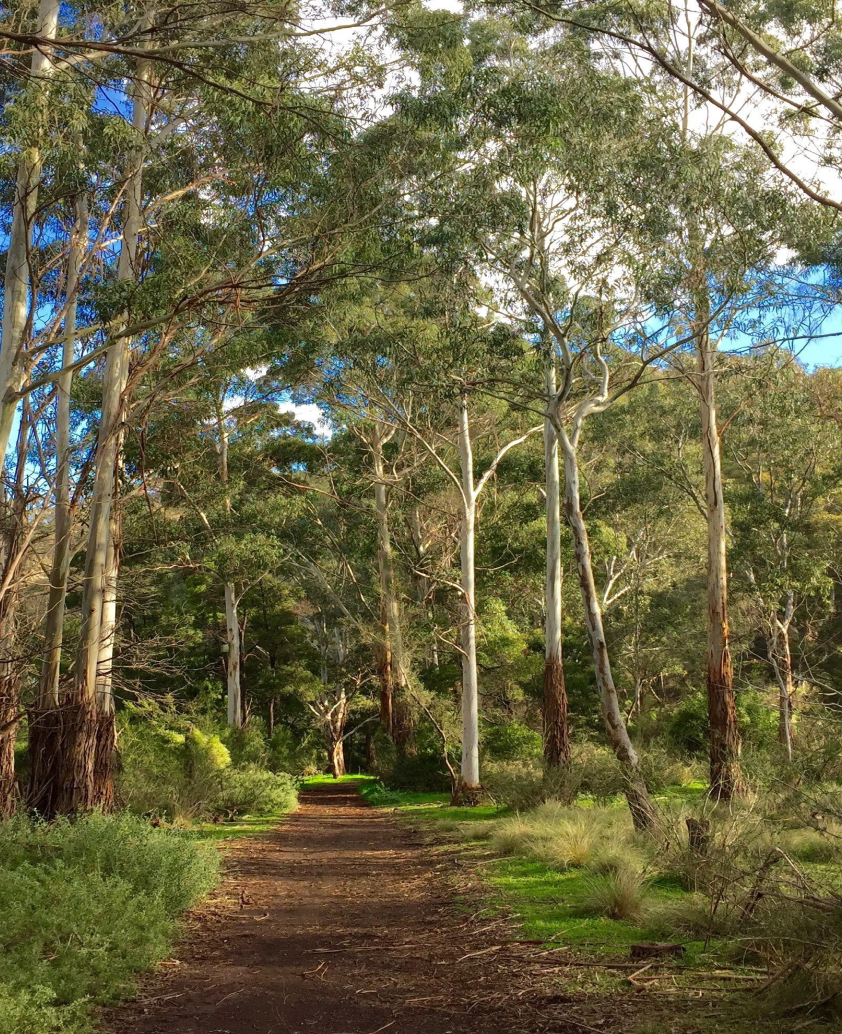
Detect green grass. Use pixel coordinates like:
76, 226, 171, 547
300, 772, 380, 787
189, 811, 293, 842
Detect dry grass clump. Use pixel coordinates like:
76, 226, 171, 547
581, 868, 650, 921
488, 802, 650, 874
490, 815, 541, 855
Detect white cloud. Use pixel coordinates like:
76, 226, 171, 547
279, 402, 332, 437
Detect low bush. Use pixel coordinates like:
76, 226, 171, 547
118, 711, 298, 821
483, 761, 545, 810
212, 766, 297, 818
0, 813, 219, 1034
377, 750, 453, 793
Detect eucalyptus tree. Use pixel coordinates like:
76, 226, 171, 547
365, 326, 541, 798
13, 0, 394, 815
393, 14, 673, 825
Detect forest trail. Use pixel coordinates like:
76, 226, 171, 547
104, 782, 592, 1034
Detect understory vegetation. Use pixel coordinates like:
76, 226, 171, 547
0, 814, 220, 1034
368, 763, 842, 1028
3, 711, 299, 1033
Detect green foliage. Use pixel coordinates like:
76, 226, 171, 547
118, 706, 298, 821
482, 722, 542, 762
212, 766, 297, 818
0, 814, 218, 1034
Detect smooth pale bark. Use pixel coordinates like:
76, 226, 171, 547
543, 362, 569, 768
37, 194, 87, 707
321, 682, 348, 778
224, 583, 243, 727
96, 512, 120, 705
217, 405, 243, 727
558, 426, 657, 832
694, 286, 742, 800
55, 47, 150, 816
330, 738, 346, 778
0, 0, 61, 460
456, 398, 480, 791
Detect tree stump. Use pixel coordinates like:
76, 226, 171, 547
686, 817, 711, 856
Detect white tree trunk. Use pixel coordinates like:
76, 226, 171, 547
0, 0, 61, 460
95, 511, 120, 712
696, 302, 741, 799
543, 363, 569, 767
457, 398, 480, 790
217, 403, 243, 728
38, 193, 87, 706
559, 428, 657, 831
225, 582, 242, 727
73, 40, 149, 734
769, 594, 795, 762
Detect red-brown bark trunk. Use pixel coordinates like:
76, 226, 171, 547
543, 655, 570, 768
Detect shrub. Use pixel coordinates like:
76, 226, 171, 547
212, 766, 298, 817
118, 714, 297, 822
0, 813, 218, 1034
224, 721, 269, 768
268, 725, 323, 774
378, 750, 452, 792
484, 761, 545, 810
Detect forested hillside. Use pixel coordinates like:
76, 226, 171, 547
5, 0, 842, 1031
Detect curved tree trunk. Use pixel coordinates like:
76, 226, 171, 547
543, 364, 569, 769
559, 430, 657, 832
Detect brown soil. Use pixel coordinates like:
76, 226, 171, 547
104, 782, 619, 1034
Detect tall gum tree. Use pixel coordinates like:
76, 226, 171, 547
542, 355, 569, 769
382, 385, 540, 798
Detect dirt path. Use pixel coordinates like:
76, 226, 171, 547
105, 782, 601, 1034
